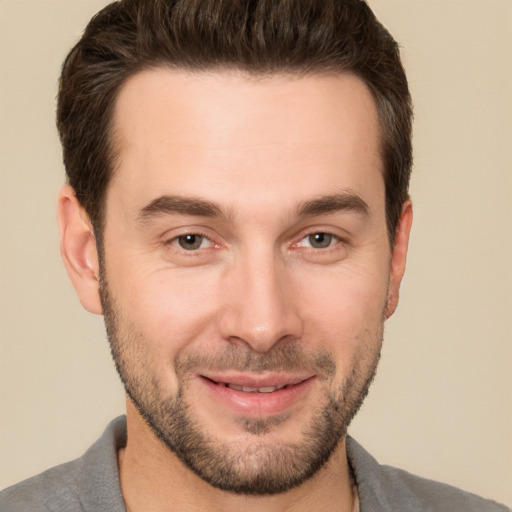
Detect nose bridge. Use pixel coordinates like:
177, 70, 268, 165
219, 244, 302, 352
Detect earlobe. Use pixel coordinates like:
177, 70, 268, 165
57, 185, 103, 315
386, 200, 413, 319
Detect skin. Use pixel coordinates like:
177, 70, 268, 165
58, 69, 412, 512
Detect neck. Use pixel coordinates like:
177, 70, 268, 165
119, 401, 358, 512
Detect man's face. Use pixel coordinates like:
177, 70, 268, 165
97, 70, 408, 494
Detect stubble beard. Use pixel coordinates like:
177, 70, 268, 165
99, 274, 383, 496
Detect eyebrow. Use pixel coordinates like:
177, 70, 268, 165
137, 191, 369, 223
137, 195, 224, 221
297, 192, 369, 217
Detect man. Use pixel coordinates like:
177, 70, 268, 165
0, 0, 509, 511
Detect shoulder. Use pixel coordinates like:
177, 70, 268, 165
346, 437, 510, 512
0, 416, 127, 512
0, 460, 82, 512
377, 463, 509, 512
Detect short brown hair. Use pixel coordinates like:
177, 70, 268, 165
57, 0, 412, 241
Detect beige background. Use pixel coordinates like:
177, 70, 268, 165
1, 0, 511, 505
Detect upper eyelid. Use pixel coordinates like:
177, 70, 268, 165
162, 226, 215, 242
293, 226, 348, 242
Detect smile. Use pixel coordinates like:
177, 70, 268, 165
205, 378, 295, 393
198, 374, 316, 416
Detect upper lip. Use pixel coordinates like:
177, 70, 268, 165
199, 372, 315, 388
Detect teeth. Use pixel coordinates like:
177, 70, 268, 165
257, 386, 277, 393
226, 383, 287, 393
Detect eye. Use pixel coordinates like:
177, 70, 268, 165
174, 234, 212, 251
298, 232, 339, 249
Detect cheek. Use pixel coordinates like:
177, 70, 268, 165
294, 261, 388, 353
108, 258, 224, 355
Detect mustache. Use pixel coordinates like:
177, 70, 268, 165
174, 343, 337, 381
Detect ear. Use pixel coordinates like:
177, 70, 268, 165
57, 185, 102, 315
385, 200, 413, 319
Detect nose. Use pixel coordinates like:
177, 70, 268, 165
218, 250, 303, 353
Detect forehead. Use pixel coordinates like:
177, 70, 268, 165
109, 68, 383, 215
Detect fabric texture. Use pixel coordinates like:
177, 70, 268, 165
0, 416, 509, 511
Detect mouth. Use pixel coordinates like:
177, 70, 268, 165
216, 382, 289, 393
197, 373, 316, 416
201, 373, 312, 391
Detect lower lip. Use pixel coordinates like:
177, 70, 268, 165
199, 376, 316, 417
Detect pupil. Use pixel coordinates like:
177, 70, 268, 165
178, 234, 202, 250
309, 233, 332, 248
